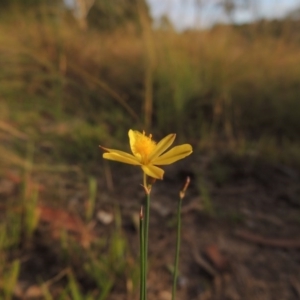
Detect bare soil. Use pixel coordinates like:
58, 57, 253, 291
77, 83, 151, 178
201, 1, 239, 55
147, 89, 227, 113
2, 152, 300, 300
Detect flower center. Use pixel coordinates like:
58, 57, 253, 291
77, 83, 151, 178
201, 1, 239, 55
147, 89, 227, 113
132, 131, 156, 163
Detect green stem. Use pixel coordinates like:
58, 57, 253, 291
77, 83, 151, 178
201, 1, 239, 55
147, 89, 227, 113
144, 191, 150, 300
142, 172, 151, 300
172, 196, 183, 300
172, 177, 190, 300
139, 207, 145, 300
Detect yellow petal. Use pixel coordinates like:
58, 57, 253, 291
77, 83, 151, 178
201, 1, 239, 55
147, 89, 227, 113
100, 146, 138, 161
103, 152, 140, 165
151, 144, 192, 165
141, 165, 164, 179
148, 133, 176, 161
128, 129, 140, 154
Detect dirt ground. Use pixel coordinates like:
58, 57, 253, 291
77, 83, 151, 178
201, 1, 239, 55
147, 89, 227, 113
2, 152, 300, 300
110, 153, 300, 300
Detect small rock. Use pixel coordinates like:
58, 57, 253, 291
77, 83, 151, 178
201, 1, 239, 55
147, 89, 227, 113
25, 285, 43, 298
158, 290, 172, 300
97, 210, 114, 225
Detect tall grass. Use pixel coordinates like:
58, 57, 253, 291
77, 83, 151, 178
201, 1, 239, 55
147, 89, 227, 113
154, 27, 300, 142
1, 7, 300, 161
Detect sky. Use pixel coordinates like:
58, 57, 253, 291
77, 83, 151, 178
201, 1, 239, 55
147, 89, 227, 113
148, 0, 300, 29
64, 0, 300, 29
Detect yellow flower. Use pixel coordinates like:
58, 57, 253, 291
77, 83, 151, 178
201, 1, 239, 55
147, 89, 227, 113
100, 129, 193, 179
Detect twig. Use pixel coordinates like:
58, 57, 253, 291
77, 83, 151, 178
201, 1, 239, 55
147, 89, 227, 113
290, 276, 300, 299
235, 230, 300, 248
192, 246, 217, 277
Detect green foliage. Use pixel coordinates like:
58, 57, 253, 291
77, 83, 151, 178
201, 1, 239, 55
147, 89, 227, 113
86, 176, 97, 222
198, 177, 215, 216
84, 258, 114, 300
0, 213, 22, 251
0, 0, 62, 9
67, 271, 95, 300
155, 41, 201, 134
88, 0, 149, 30
2, 260, 20, 300
53, 122, 111, 164
211, 161, 232, 186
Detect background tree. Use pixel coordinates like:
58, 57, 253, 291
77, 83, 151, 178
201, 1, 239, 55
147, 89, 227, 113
86, 0, 150, 30
0, 0, 62, 9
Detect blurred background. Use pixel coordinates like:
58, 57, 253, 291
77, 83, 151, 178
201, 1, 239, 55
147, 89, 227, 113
0, 0, 300, 299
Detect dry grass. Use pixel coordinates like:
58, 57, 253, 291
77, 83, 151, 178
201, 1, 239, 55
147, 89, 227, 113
1, 8, 300, 164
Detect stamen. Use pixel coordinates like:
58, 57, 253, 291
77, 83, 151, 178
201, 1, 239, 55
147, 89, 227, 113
132, 131, 156, 163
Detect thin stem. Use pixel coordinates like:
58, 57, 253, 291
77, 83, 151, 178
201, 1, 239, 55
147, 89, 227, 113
143, 172, 147, 191
172, 196, 182, 300
172, 177, 190, 300
144, 190, 150, 300
139, 207, 145, 300
142, 172, 151, 300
